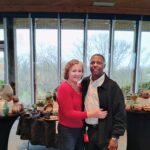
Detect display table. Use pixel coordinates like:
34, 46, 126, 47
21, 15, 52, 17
127, 111, 150, 150
16, 114, 58, 148
0, 114, 19, 150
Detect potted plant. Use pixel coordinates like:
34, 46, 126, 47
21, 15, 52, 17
36, 101, 45, 112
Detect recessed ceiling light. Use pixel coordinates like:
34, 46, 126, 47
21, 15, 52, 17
93, 2, 115, 7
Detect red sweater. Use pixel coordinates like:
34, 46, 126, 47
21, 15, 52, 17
57, 81, 87, 128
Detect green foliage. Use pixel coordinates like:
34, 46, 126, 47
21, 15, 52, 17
32, 104, 37, 110
46, 91, 54, 101
122, 81, 150, 95
0, 80, 4, 84
122, 85, 131, 95
19, 90, 32, 105
45, 90, 57, 101
36, 101, 45, 107
139, 81, 150, 91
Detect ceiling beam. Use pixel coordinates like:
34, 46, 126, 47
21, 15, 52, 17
0, 5, 149, 16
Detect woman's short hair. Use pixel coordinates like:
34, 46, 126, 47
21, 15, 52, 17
64, 59, 83, 80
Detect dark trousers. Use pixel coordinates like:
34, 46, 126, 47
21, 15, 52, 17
58, 124, 84, 150
85, 127, 108, 150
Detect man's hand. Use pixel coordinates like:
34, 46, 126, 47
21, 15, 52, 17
98, 108, 108, 119
87, 108, 108, 118
93, 108, 108, 118
108, 138, 118, 150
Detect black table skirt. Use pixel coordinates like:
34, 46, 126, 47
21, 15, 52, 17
0, 114, 19, 150
127, 111, 150, 150
16, 114, 58, 148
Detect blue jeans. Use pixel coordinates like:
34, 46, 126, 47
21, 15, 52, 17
58, 124, 84, 150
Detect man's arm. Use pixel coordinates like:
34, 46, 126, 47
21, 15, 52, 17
108, 83, 126, 150
111, 83, 126, 138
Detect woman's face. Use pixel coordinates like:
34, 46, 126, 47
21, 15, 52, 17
68, 63, 83, 83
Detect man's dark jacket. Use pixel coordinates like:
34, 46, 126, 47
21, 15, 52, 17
81, 74, 126, 145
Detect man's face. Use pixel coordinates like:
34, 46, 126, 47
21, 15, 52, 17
90, 55, 105, 79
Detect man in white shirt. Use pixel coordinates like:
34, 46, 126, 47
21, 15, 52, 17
82, 54, 126, 150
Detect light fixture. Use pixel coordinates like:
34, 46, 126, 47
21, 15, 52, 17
93, 2, 115, 7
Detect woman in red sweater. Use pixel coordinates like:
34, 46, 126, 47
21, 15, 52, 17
57, 59, 107, 150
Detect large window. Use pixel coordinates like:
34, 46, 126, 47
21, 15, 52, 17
111, 20, 135, 95
3, 14, 149, 105
61, 19, 84, 81
139, 21, 150, 90
14, 18, 31, 105
35, 18, 58, 100
0, 22, 4, 84
0, 42, 4, 84
87, 19, 110, 75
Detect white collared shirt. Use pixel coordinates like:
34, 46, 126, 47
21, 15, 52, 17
85, 73, 105, 125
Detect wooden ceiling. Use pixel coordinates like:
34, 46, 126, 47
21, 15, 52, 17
0, 0, 150, 16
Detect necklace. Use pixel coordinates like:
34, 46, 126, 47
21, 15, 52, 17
67, 81, 81, 93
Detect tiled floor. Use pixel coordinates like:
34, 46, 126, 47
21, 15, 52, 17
8, 119, 127, 150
